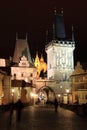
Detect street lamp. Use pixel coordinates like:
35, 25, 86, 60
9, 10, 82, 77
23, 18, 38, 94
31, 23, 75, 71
30, 92, 35, 105
66, 89, 69, 104
60, 86, 63, 103
0, 92, 4, 105
58, 94, 61, 104
11, 88, 15, 102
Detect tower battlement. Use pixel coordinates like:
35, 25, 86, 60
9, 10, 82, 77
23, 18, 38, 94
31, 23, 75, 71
45, 40, 75, 51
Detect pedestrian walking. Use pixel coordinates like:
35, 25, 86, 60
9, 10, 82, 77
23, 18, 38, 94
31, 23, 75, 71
54, 98, 58, 112
15, 99, 23, 122
9, 101, 14, 125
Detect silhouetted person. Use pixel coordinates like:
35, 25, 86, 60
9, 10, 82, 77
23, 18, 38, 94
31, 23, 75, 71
9, 101, 14, 125
54, 98, 58, 112
15, 99, 23, 122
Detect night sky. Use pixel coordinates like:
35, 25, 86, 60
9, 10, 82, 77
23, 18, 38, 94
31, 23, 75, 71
0, 0, 87, 65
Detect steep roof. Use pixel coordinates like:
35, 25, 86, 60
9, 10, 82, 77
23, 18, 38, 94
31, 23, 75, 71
53, 10, 75, 42
54, 12, 66, 40
13, 34, 32, 64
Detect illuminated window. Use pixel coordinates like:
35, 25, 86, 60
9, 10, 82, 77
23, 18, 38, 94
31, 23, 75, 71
62, 73, 66, 81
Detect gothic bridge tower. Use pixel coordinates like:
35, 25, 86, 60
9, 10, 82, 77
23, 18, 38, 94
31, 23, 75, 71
45, 10, 75, 102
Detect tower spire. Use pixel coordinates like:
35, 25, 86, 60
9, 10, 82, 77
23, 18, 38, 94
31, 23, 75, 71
72, 24, 75, 42
53, 23, 55, 40
53, 7, 57, 40
46, 30, 48, 44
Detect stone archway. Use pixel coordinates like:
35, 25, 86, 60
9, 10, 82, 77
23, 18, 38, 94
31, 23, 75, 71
37, 86, 55, 105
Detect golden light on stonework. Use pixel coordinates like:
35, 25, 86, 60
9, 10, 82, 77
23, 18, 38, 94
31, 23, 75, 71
58, 94, 61, 97
11, 88, 15, 96
66, 88, 70, 104
30, 92, 34, 97
34, 52, 47, 78
66, 88, 69, 94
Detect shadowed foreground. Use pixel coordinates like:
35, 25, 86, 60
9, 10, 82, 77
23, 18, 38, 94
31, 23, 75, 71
0, 105, 87, 130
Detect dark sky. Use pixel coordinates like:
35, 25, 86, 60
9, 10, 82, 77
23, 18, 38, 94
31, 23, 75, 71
0, 0, 87, 65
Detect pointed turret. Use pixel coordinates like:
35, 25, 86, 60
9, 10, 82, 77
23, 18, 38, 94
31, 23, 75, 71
40, 54, 47, 73
45, 30, 48, 44
72, 25, 75, 42
34, 52, 41, 78
34, 52, 40, 68
53, 23, 55, 40
40, 54, 44, 62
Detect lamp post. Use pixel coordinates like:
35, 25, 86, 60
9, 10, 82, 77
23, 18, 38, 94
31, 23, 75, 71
11, 88, 15, 102
66, 89, 69, 104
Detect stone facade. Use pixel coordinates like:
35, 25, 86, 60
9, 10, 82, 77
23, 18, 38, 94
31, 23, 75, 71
71, 61, 87, 104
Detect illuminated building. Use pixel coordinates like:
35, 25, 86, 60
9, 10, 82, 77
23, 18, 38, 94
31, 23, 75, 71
45, 10, 75, 104
8, 10, 76, 104
10, 34, 37, 103
1, 10, 87, 105
71, 61, 87, 104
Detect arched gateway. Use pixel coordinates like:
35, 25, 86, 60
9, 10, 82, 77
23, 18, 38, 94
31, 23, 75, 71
36, 86, 55, 104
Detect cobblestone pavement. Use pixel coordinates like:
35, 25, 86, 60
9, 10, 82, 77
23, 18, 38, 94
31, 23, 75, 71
0, 105, 87, 130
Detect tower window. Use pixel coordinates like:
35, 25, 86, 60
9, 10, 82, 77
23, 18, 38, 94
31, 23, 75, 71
62, 73, 66, 81
50, 64, 51, 69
